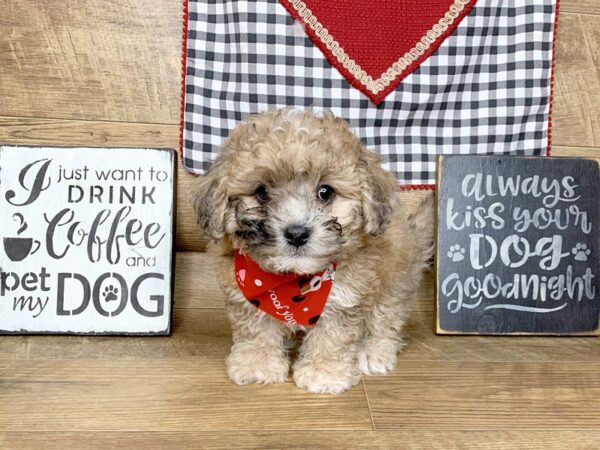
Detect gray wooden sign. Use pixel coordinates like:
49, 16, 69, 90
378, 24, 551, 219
0, 146, 175, 335
436, 155, 600, 335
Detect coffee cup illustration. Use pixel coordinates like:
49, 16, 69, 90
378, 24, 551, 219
3, 213, 41, 262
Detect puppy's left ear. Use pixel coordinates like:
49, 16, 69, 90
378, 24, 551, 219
360, 151, 399, 236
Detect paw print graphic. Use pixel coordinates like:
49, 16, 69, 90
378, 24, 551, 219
103, 285, 119, 302
447, 244, 465, 262
572, 243, 591, 262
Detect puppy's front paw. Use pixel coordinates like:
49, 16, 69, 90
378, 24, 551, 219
227, 346, 289, 385
293, 361, 361, 394
357, 338, 403, 375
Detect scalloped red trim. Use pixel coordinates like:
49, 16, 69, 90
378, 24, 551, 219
179, 0, 189, 163
547, 0, 560, 157
399, 184, 436, 191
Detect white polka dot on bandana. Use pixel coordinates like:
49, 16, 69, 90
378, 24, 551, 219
254, 279, 263, 287
303, 307, 309, 312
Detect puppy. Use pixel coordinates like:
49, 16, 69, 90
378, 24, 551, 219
193, 109, 433, 394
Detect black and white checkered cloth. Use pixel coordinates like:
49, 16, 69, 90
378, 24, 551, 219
183, 0, 557, 186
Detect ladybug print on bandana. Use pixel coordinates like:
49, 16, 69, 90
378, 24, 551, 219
234, 250, 335, 326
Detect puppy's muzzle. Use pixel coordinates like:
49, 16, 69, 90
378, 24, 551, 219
284, 224, 312, 248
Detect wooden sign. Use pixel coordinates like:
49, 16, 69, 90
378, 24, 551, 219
0, 146, 175, 335
436, 156, 600, 335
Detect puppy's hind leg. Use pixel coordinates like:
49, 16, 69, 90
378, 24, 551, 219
357, 291, 413, 376
226, 299, 291, 385
358, 195, 434, 376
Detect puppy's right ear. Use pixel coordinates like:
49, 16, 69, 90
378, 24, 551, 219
192, 117, 257, 240
192, 160, 229, 241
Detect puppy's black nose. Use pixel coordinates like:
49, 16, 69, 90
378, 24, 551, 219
284, 225, 311, 247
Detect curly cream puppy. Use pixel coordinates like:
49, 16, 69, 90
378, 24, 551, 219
193, 109, 433, 394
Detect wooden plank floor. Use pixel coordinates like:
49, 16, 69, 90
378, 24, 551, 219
1, 1, 600, 448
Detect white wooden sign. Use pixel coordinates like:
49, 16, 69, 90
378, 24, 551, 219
0, 146, 175, 335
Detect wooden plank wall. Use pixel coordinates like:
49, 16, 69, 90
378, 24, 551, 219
2, 0, 599, 251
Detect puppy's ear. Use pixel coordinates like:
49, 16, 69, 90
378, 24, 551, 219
360, 151, 399, 236
192, 159, 229, 241
192, 118, 259, 240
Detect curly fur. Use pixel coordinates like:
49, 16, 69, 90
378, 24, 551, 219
193, 109, 433, 394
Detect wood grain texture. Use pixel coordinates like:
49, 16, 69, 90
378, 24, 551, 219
0, 115, 178, 146
14, 298, 600, 364
365, 361, 600, 430
406, 308, 600, 362
553, 146, 600, 157
175, 252, 224, 309
3, 431, 600, 450
552, 14, 600, 148
0, 359, 372, 432
560, 1, 600, 16
0, 336, 28, 360
0, 0, 181, 123
14, 309, 230, 360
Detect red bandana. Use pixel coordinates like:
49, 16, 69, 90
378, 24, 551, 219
234, 251, 336, 326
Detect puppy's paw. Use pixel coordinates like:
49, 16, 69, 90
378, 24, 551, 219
357, 338, 403, 375
227, 346, 289, 385
293, 361, 361, 394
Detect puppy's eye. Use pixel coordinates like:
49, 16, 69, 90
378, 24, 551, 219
317, 184, 335, 202
254, 185, 270, 204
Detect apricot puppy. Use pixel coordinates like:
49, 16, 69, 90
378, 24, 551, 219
193, 109, 433, 394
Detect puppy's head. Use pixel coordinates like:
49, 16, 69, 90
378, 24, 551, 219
193, 109, 398, 274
